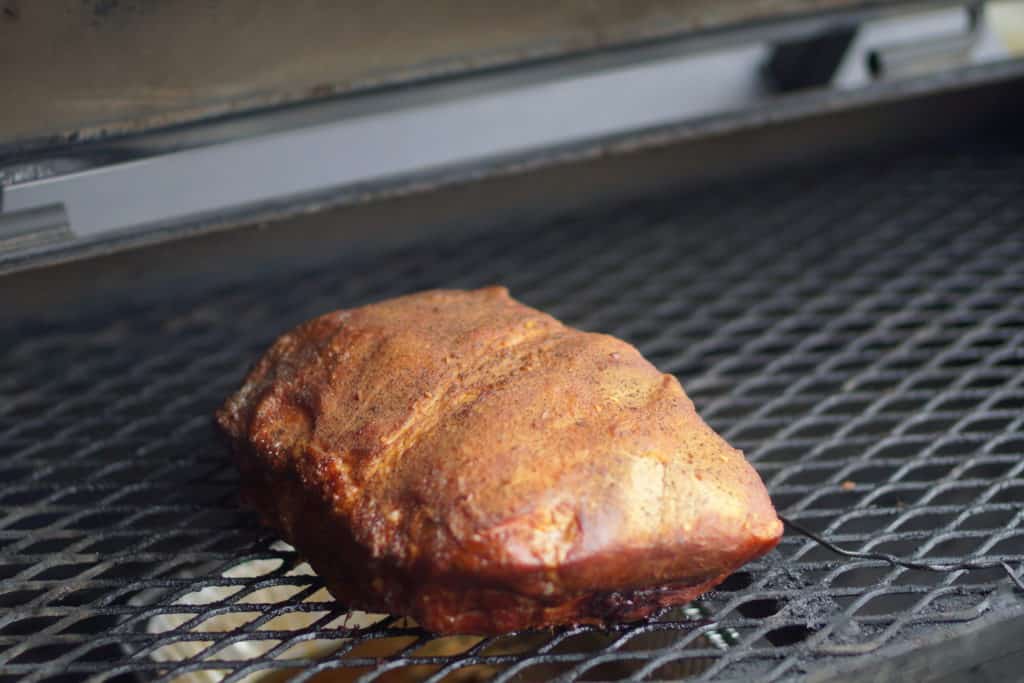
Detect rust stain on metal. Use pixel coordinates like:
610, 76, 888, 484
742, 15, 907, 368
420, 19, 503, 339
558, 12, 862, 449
2, 1, 19, 21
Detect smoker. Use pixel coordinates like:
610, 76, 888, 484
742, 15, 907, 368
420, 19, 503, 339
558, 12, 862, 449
2, 1, 1023, 681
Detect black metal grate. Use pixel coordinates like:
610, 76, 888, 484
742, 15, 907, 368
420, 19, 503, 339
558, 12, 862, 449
2, 139, 1024, 682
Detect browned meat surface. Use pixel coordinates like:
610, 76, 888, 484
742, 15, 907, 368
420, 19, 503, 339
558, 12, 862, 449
217, 286, 782, 634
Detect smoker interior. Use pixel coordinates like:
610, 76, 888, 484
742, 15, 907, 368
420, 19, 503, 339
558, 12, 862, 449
3, 122, 1024, 682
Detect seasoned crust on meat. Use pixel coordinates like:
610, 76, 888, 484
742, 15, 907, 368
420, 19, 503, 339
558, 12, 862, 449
217, 286, 782, 633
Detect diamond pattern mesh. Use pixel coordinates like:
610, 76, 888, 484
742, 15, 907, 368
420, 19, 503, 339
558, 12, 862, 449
2, 140, 1024, 682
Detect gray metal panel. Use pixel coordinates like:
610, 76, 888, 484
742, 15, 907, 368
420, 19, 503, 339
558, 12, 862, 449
5, 3, 1015, 248
0, 0, 948, 150
1, 43, 768, 239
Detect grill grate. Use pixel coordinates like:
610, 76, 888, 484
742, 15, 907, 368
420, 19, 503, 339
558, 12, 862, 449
2, 139, 1024, 682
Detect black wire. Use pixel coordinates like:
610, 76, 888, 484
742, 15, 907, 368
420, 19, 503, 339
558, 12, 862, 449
780, 515, 1024, 593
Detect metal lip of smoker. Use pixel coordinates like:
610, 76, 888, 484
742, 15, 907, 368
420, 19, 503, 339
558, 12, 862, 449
0, 1, 1009, 274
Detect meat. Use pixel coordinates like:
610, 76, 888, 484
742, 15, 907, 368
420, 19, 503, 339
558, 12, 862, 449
216, 286, 782, 634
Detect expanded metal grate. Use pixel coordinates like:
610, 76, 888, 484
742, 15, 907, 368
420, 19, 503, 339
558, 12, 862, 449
2, 139, 1024, 682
